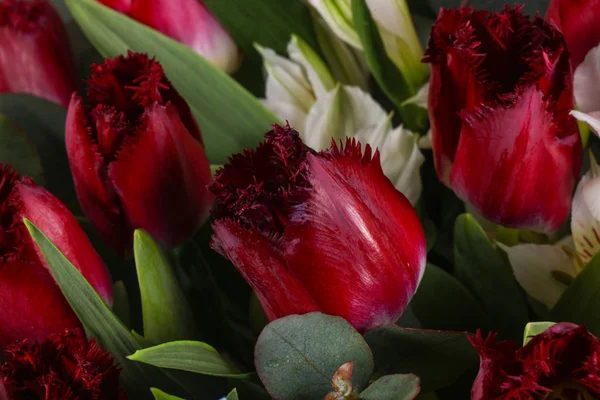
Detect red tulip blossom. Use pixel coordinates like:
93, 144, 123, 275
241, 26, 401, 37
0, 0, 77, 107
210, 124, 426, 332
424, 6, 582, 233
0, 329, 126, 400
0, 165, 112, 349
66, 52, 213, 255
546, 0, 600, 69
97, 0, 241, 74
470, 323, 600, 399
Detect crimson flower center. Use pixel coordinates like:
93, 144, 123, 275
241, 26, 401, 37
0, 0, 45, 32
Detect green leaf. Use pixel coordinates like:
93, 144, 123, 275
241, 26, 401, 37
66, 0, 279, 164
0, 94, 77, 210
134, 230, 198, 344
203, 0, 319, 96
255, 312, 374, 400
523, 322, 556, 346
363, 326, 478, 392
551, 252, 600, 335
360, 374, 421, 400
24, 220, 179, 399
0, 115, 44, 184
128, 340, 249, 378
150, 388, 184, 400
454, 214, 529, 341
410, 264, 488, 332
226, 388, 240, 400
351, 0, 427, 131
112, 280, 131, 328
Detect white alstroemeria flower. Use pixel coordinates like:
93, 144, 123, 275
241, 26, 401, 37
303, 85, 425, 204
256, 36, 335, 132
308, 0, 428, 91
402, 81, 432, 149
574, 45, 600, 113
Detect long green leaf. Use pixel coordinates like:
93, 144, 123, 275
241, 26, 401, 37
24, 220, 180, 398
65, 0, 279, 164
129, 341, 250, 378
134, 230, 198, 344
150, 388, 184, 400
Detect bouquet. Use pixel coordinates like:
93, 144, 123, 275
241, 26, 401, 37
0, 0, 599, 398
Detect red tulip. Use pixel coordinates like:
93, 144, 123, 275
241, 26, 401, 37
424, 6, 582, 233
0, 165, 113, 349
98, 0, 241, 74
1, 329, 126, 399
546, 0, 600, 69
470, 323, 600, 399
210, 124, 426, 332
66, 52, 213, 255
0, 0, 77, 107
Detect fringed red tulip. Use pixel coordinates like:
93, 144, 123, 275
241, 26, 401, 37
66, 52, 213, 255
0, 0, 77, 107
424, 6, 582, 233
470, 323, 600, 399
546, 0, 600, 69
210, 124, 426, 332
98, 0, 241, 74
1, 329, 126, 399
0, 165, 112, 349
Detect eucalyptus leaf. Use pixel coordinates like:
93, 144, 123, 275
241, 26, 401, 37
351, 0, 427, 131
360, 374, 421, 400
128, 340, 249, 378
363, 326, 478, 392
23, 220, 180, 399
0, 115, 44, 184
134, 230, 198, 344
255, 312, 374, 400
66, 0, 279, 164
551, 252, 600, 336
454, 214, 529, 341
150, 388, 184, 400
409, 264, 487, 332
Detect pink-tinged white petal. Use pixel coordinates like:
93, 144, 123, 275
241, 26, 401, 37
499, 239, 577, 308
572, 155, 600, 265
212, 220, 319, 321
574, 45, 600, 113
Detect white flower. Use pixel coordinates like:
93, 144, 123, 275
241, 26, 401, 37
574, 45, 600, 113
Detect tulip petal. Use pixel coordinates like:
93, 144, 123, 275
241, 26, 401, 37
129, 0, 241, 74
109, 103, 212, 247
15, 179, 113, 305
304, 85, 388, 151
450, 88, 581, 233
65, 95, 127, 255
574, 45, 600, 113
211, 220, 319, 321
285, 145, 426, 331
572, 156, 600, 265
499, 239, 577, 308
0, 261, 82, 348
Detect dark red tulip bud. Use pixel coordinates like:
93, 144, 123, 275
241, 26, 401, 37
0, 0, 77, 107
470, 323, 600, 399
424, 6, 582, 233
0, 165, 112, 349
0, 329, 126, 400
546, 0, 600, 69
66, 52, 213, 255
210, 124, 426, 332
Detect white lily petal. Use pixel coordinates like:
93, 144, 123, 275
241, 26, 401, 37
256, 44, 315, 113
499, 239, 577, 308
261, 96, 309, 133
571, 110, 600, 135
304, 85, 388, 151
402, 81, 429, 109
572, 155, 600, 266
288, 35, 335, 99
574, 45, 600, 113
308, 0, 361, 48
418, 130, 432, 149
